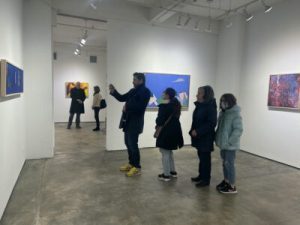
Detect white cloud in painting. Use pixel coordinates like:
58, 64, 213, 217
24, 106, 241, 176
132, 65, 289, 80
149, 94, 158, 106
173, 78, 185, 83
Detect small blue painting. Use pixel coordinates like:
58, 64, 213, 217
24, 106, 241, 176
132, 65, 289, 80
0, 60, 24, 97
145, 73, 190, 109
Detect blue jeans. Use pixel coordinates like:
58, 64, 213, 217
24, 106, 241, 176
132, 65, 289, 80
124, 131, 141, 168
220, 150, 236, 185
160, 148, 175, 176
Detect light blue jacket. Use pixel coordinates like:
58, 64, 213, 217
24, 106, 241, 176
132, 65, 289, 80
215, 105, 243, 151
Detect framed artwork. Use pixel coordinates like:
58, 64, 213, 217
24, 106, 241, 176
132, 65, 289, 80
268, 73, 300, 109
65, 82, 89, 98
0, 60, 24, 97
144, 73, 190, 109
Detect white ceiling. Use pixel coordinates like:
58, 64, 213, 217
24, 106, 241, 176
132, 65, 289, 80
127, 0, 286, 19
51, 0, 286, 48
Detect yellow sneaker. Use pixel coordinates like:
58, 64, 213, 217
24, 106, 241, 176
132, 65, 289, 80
119, 164, 133, 172
126, 167, 141, 177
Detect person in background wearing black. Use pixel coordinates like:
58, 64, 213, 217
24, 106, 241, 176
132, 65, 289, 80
155, 87, 184, 182
92, 86, 102, 131
67, 82, 86, 129
189, 85, 217, 187
109, 73, 151, 177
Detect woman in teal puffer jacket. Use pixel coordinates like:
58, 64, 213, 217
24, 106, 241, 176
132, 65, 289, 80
215, 94, 243, 194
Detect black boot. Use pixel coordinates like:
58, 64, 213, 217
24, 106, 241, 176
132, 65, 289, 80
93, 127, 100, 131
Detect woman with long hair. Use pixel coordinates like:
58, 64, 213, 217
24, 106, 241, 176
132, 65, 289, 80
92, 86, 102, 131
155, 87, 184, 182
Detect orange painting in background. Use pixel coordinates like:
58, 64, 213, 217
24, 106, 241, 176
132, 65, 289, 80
65, 82, 89, 98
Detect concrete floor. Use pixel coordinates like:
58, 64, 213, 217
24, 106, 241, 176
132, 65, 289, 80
0, 123, 299, 225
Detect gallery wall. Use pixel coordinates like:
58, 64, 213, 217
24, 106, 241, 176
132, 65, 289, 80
0, 0, 26, 219
107, 20, 218, 150
215, 15, 246, 100
23, 0, 54, 159
53, 45, 107, 123
239, 0, 300, 168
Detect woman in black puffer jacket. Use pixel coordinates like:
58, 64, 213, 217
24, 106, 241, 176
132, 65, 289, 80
155, 88, 184, 181
189, 85, 217, 187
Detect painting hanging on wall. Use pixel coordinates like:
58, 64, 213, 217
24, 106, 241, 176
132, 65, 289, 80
65, 82, 89, 98
268, 73, 300, 109
0, 60, 24, 97
144, 73, 190, 109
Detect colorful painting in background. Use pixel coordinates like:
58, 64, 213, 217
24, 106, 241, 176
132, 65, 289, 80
268, 74, 300, 109
65, 82, 89, 98
0, 60, 24, 97
145, 73, 190, 109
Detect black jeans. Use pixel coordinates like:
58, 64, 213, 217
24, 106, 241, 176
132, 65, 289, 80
197, 150, 211, 183
124, 131, 141, 168
68, 113, 81, 127
94, 107, 100, 128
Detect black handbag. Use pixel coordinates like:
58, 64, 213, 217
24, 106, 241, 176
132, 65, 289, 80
100, 99, 107, 109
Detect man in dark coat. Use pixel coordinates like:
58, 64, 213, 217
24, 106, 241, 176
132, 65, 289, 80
67, 82, 86, 129
109, 73, 151, 177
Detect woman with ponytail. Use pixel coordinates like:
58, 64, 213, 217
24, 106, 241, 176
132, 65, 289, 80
155, 87, 184, 182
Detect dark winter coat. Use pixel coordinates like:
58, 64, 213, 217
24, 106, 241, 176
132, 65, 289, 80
189, 99, 217, 152
111, 84, 151, 133
155, 101, 184, 150
69, 88, 86, 114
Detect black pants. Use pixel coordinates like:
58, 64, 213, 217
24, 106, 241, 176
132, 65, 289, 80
197, 150, 211, 183
124, 131, 141, 168
94, 107, 100, 128
68, 113, 81, 127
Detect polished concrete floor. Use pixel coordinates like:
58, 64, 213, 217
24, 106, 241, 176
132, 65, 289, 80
1, 123, 299, 225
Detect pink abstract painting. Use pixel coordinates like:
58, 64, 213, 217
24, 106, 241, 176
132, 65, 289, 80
268, 74, 300, 109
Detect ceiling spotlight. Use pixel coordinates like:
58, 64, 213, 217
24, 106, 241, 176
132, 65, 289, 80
243, 8, 254, 22
261, 0, 272, 13
193, 20, 200, 31
205, 2, 212, 33
184, 15, 191, 26
89, 0, 98, 10
205, 24, 212, 33
74, 48, 80, 55
224, 11, 233, 28
80, 30, 88, 46
176, 15, 182, 28
80, 38, 86, 45
205, 17, 212, 33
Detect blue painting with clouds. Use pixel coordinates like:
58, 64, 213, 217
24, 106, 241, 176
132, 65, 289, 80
145, 73, 190, 109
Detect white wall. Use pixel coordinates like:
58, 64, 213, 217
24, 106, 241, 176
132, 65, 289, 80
23, 0, 54, 159
53, 45, 107, 123
0, 0, 26, 219
215, 15, 246, 100
217, 0, 300, 168
107, 20, 218, 150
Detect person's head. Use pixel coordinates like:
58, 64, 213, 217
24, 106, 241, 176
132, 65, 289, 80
75, 82, 81, 89
197, 85, 215, 102
94, 86, 100, 94
220, 93, 237, 111
163, 87, 176, 100
133, 73, 145, 88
